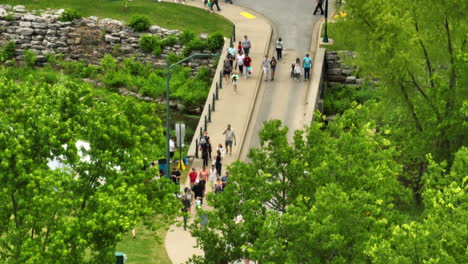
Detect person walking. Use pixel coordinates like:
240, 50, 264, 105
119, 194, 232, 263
214, 149, 223, 176
231, 71, 239, 94
270, 56, 277, 81
262, 55, 271, 81
192, 179, 205, 205
213, 0, 221, 11
189, 167, 198, 189
275, 37, 283, 60
209, 164, 217, 189
242, 35, 252, 56
223, 124, 236, 155
227, 44, 236, 58
206, 0, 214, 13
302, 54, 313, 81
237, 41, 242, 54
169, 137, 175, 162
181, 193, 191, 230
223, 57, 232, 84
235, 50, 245, 75
294, 57, 301, 81
313, 0, 325, 15
243, 55, 252, 79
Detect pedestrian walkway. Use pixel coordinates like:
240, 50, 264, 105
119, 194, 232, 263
163, 1, 273, 264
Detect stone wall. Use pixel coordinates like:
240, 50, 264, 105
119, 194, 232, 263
325, 50, 363, 86
0, 5, 217, 71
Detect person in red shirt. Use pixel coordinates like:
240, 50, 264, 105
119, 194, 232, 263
189, 167, 198, 189
243, 55, 252, 79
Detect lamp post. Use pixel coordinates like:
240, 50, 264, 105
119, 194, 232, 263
165, 53, 219, 179
322, 0, 329, 43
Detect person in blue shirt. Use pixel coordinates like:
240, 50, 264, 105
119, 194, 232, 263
302, 54, 313, 81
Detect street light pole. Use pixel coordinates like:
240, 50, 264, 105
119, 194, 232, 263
165, 53, 219, 179
323, 0, 329, 43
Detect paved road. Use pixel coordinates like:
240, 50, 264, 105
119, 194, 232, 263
234, 0, 321, 51
233, 0, 325, 155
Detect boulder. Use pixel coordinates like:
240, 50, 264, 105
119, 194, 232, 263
19, 21, 32, 27
342, 68, 353, 75
13, 5, 26, 12
149, 25, 161, 33
16, 27, 34, 35
32, 22, 47, 28
345, 75, 357, 84
327, 68, 342, 75
105, 34, 120, 43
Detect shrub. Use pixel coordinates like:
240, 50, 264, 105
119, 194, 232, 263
128, 15, 151, 32
195, 67, 211, 84
23, 49, 37, 67
139, 34, 160, 53
60, 60, 86, 77
207, 32, 224, 51
0, 41, 16, 61
122, 57, 145, 76
160, 35, 178, 47
100, 54, 117, 72
166, 52, 181, 65
44, 53, 57, 66
182, 38, 208, 57
81, 64, 100, 78
102, 71, 130, 90
58, 8, 82, 22
178, 30, 195, 45
140, 72, 165, 98
152, 45, 162, 57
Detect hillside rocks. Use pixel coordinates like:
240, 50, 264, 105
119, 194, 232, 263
325, 51, 362, 85
0, 5, 217, 72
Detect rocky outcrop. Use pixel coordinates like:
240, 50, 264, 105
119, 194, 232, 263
325, 51, 362, 85
0, 5, 217, 72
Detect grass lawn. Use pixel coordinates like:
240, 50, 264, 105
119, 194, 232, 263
2, 0, 233, 36
320, 22, 356, 51
116, 222, 172, 264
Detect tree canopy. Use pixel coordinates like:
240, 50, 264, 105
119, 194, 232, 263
0, 76, 178, 264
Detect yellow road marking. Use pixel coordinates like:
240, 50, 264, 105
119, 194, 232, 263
240, 12, 256, 19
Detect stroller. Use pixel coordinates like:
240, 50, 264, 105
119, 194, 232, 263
291, 63, 301, 80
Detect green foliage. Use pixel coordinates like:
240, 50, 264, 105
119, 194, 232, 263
100, 54, 117, 72
0, 73, 178, 263
58, 8, 82, 22
23, 49, 37, 67
140, 72, 165, 98
206, 32, 224, 51
323, 83, 374, 115
0, 41, 16, 61
194, 67, 211, 83
128, 15, 151, 32
182, 37, 208, 57
160, 35, 178, 47
152, 45, 162, 57
166, 52, 181, 65
139, 34, 161, 54
5, 13, 14, 21
178, 30, 196, 45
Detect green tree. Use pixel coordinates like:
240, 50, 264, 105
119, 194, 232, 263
190, 108, 411, 263
0, 77, 178, 264
365, 148, 468, 264
336, 0, 467, 200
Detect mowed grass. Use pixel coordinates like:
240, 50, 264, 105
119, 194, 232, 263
2, 0, 233, 36
116, 222, 172, 264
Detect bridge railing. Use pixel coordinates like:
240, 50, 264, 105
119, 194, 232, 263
187, 37, 231, 159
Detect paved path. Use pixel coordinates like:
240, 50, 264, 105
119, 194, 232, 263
164, 2, 273, 264
234, 0, 326, 156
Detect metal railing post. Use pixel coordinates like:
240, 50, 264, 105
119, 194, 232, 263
195, 139, 199, 158
204, 116, 207, 131
232, 24, 236, 42
200, 127, 203, 138
215, 83, 219, 99
212, 94, 216, 111
208, 105, 211, 122
219, 71, 223, 88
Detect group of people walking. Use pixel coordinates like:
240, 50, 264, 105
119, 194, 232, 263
204, 0, 233, 13
179, 125, 236, 229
